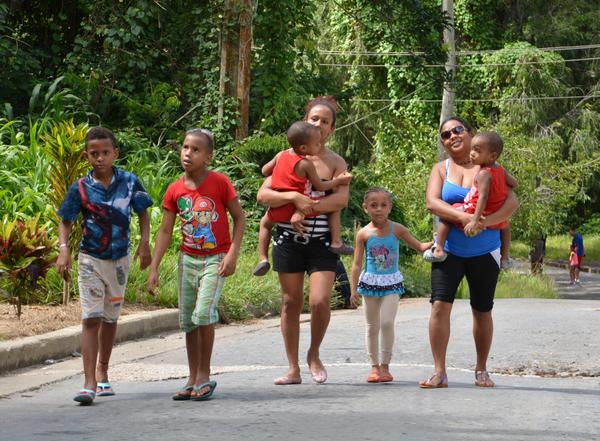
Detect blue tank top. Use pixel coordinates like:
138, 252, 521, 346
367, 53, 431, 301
442, 160, 500, 257
363, 230, 400, 276
357, 223, 405, 296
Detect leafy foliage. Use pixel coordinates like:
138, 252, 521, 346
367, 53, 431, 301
0, 216, 57, 316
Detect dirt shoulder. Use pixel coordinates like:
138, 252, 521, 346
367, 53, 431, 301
0, 302, 165, 341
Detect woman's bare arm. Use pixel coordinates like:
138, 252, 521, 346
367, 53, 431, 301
256, 176, 316, 214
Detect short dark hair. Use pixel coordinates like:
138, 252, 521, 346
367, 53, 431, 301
85, 127, 117, 150
287, 121, 320, 148
475, 131, 504, 156
363, 187, 393, 203
185, 128, 214, 153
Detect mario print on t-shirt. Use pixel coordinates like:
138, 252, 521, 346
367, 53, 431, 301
177, 195, 218, 250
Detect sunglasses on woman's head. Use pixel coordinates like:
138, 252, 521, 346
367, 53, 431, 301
440, 125, 466, 140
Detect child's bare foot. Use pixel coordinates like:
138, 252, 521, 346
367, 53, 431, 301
252, 260, 270, 276
329, 241, 354, 255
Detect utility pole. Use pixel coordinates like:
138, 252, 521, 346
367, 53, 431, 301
439, 0, 456, 161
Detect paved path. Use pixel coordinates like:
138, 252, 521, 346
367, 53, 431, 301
512, 260, 600, 300
1, 298, 599, 441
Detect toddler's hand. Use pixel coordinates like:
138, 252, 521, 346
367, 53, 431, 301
290, 211, 306, 235
464, 221, 482, 237
350, 293, 361, 308
334, 172, 353, 187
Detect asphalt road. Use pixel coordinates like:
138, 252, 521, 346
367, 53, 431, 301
1, 298, 599, 441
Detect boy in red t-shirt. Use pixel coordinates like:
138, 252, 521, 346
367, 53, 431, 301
425, 131, 517, 263
252, 121, 352, 276
148, 128, 245, 401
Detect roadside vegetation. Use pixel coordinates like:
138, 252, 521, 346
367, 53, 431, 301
2, 1, 600, 321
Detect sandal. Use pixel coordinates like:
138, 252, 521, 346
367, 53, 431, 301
252, 260, 270, 277
96, 382, 115, 397
367, 368, 380, 383
423, 247, 447, 263
73, 388, 96, 404
274, 375, 302, 385
328, 243, 355, 256
172, 385, 194, 401
378, 372, 394, 383
190, 380, 217, 401
474, 370, 495, 387
419, 373, 448, 388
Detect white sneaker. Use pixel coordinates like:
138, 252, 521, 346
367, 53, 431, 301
501, 257, 514, 270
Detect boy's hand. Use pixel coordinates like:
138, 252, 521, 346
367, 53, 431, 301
135, 241, 152, 270
293, 193, 318, 215
147, 269, 159, 296
218, 251, 238, 277
334, 171, 353, 187
464, 221, 482, 237
56, 249, 72, 281
350, 292, 361, 308
290, 211, 306, 235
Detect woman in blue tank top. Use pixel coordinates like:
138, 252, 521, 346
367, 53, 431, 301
419, 117, 519, 389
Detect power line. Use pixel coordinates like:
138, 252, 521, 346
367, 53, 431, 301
335, 82, 433, 131
319, 56, 600, 69
318, 43, 600, 57
350, 95, 600, 103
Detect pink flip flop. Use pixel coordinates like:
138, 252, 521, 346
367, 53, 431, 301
274, 375, 302, 385
310, 369, 327, 384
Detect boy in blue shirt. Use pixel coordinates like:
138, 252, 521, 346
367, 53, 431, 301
56, 127, 152, 404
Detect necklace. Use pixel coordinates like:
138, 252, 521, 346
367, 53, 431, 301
454, 158, 471, 166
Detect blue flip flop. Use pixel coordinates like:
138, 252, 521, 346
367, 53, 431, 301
73, 388, 96, 404
172, 385, 194, 401
190, 381, 217, 401
96, 382, 115, 397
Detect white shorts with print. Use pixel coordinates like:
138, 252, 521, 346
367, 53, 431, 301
78, 252, 131, 323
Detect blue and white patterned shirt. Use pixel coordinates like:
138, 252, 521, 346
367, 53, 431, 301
58, 167, 152, 260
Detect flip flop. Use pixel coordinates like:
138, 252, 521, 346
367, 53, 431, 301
423, 247, 447, 263
419, 373, 448, 389
73, 388, 96, 404
378, 372, 394, 383
474, 370, 495, 387
96, 382, 115, 397
310, 369, 327, 384
273, 375, 302, 385
172, 385, 194, 401
190, 381, 217, 401
252, 261, 270, 276
329, 243, 355, 255
367, 371, 380, 383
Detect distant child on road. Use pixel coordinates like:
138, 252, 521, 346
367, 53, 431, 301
148, 128, 244, 401
253, 121, 352, 276
351, 188, 432, 383
56, 127, 153, 404
424, 131, 517, 266
569, 227, 584, 284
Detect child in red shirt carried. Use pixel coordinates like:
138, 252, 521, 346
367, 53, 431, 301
425, 131, 517, 263
148, 128, 245, 401
252, 121, 352, 276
